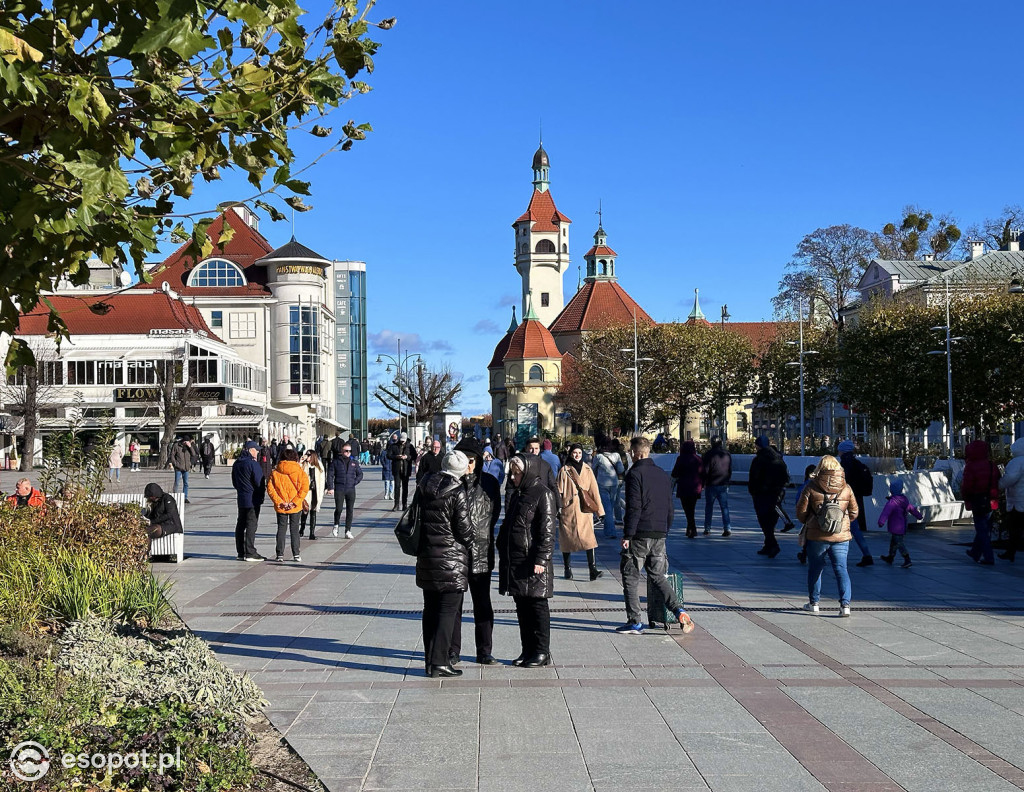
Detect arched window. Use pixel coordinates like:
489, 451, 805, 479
187, 259, 246, 287
562, 243, 568, 253
535, 239, 556, 254
599, 259, 607, 275
529, 364, 544, 382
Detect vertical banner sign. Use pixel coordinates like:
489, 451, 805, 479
515, 403, 538, 450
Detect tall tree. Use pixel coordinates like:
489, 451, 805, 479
873, 206, 962, 260
374, 364, 462, 425
965, 205, 1024, 251
0, 342, 62, 470
773, 225, 875, 326
1, 0, 392, 368
156, 357, 197, 468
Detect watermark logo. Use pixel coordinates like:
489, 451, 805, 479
9, 742, 50, 782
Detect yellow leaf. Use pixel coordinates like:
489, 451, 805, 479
0, 27, 44, 63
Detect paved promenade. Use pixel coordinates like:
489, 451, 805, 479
7, 465, 1023, 792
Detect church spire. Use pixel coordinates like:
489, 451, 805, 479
507, 305, 518, 332
524, 291, 539, 321
688, 288, 706, 322
531, 142, 550, 192
583, 211, 618, 282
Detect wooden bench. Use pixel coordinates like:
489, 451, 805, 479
98, 492, 186, 562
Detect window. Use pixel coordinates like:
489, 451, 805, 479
229, 311, 257, 339
540, 293, 549, 307
210, 310, 223, 328
288, 305, 320, 395
96, 360, 122, 385
535, 239, 556, 254
599, 260, 607, 275
127, 360, 158, 384
7, 361, 63, 386
187, 344, 218, 384
66, 361, 95, 385
529, 364, 543, 382
187, 259, 246, 287
562, 243, 567, 253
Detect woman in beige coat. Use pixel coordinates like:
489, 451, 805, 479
796, 455, 858, 617
556, 444, 605, 581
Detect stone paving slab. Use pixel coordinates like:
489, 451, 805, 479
8, 466, 1024, 791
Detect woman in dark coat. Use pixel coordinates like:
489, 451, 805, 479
144, 483, 182, 538
416, 450, 473, 678
671, 440, 704, 538
497, 453, 556, 667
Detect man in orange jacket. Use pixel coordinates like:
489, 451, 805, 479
5, 478, 45, 508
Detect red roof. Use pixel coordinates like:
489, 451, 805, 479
504, 319, 561, 361
724, 321, 791, 352
549, 280, 655, 335
488, 328, 515, 369
584, 244, 618, 257
16, 292, 220, 341
143, 209, 274, 297
514, 190, 571, 232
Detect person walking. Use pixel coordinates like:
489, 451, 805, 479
962, 439, 999, 565
325, 441, 363, 538
388, 432, 418, 511
540, 439, 561, 477
747, 436, 789, 558
795, 455, 858, 617
169, 437, 197, 503
451, 438, 502, 665
671, 440, 703, 539
129, 440, 141, 472
300, 451, 325, 540
701, 437, 732, 537
592, 440, 625, 540
482, 444, 504, 487
493, 434, 508, 462
231, 440, 265, 561
417, 439, 444, 484
498, 454, 557, 666
617, 436, 695, 635
999, 437, 1024, 562
416, 450, 473, 678
556, 443, 604, 580
199, 434, 216, 478
347, 433, 362, 464
838, 440, 875, 566
878, 480, 921, 568
108, 440, 123, 483
269, 438, 279, 464
266, 448, 309, 562
381, 434, 395, 500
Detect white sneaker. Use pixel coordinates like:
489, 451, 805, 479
332, 526, 339, 537
344, 530, 353, 539
803, 602, 819, 613
293, 555, 301, 562
840, 604, 851, 617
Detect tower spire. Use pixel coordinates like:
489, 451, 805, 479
688, 288, 707, 322
531, 139, 550, 192
524, 290, 539, 321
507, 305, 518, 332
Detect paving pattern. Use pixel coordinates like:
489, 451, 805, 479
7, 465, 1022, 792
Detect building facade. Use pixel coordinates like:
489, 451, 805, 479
333, 260, 369, 438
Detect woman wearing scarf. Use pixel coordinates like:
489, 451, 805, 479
555, 444, 604, 581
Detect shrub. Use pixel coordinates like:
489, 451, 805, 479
56, 618, 267, 723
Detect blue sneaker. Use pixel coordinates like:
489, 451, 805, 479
615, 622, 644, 634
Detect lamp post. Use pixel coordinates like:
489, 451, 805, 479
620, 309, 653, 436
786, 297, 818, 456
375, 338, 421, 434
719, 304, 730, 440
927, 273, 963, 458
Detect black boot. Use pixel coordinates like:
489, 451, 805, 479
563, 553, 572, 580
587, 549, 602, 580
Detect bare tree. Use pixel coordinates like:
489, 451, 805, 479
965, 205, 1024, 251
373, 364, 462, 425
1, 339, 62, 471
155, 356, 197, 468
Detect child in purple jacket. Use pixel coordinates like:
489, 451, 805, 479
878, 479, 922, 568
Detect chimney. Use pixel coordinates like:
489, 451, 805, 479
1009, 228, 1021, 253
922, 253, 935, 262
970, 239, 986, 259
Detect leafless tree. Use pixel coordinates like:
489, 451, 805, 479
1, 339, 63, 471
373, 363, 462, 425
155, 355, 197, 467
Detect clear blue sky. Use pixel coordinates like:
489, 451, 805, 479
182, 0, 1024, 418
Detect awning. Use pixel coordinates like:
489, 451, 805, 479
316, 415, 347, 431
266, 408, 299, 425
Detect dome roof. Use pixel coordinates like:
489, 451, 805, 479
504, 318, 561, 361
532, 145, 549, 170
256, 237, 330, 265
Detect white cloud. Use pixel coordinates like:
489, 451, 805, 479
368, 328, 453, 354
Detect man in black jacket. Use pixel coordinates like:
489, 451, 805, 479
199, 434, 216, 478
387, 432, 418, 511
701, 437, 733, 537
417, 439, 444, 484
325, 442, 364, 538
618, 436, 694, 635
747, 436, 790, 558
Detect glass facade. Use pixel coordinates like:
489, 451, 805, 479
288, 305, 321, 395
334, 262, 368, 436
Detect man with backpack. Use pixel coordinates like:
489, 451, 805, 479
199, 434, 216, 478
747, 436, 790, 558
838, 440, 874, 567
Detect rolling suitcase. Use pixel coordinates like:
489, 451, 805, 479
647, 571, 685, 630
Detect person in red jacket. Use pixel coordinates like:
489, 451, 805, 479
5, 478, 45, 508
962, 440, 1000, 565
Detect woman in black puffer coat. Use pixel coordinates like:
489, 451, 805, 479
416, 450, 472, 678
497, 453, 556, 667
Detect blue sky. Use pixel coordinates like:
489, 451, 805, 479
180, 0, 1024, 417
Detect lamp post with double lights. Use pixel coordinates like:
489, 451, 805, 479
926, 273, 964, 459
620, 310, 653, 436
718, 304, 730, 440
375, 338, 421, 435
786, 297, 818, 456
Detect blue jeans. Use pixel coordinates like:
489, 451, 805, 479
969, 508, 994, 563
599, 484, 618, 536
173, 469, 189, 499
704, 485, 731, 531
806, 540, 851, 606
848, 520, 871, 557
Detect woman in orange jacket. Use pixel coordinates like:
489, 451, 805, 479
267, 448, 310, 562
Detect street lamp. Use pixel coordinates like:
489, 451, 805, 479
375, 337, 421, 435
718, 304, 730, 440
620, 309, 653, 436
927, 273, 963, 458
1009, 270, 1023, 295
786, 297, 818, 455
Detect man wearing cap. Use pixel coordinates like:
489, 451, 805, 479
838, 440, 875, 566
747, 436, 790, 558
388, 431, 419, 511
231, 441, 266, 561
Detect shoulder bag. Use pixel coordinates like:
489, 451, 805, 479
567, 467, 601, 514
394, 492, 422, 556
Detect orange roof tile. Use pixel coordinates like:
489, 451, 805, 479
724, 321, 792, 351
16, 292, 221, 341
488, 328, 515, 369
549, 280, 655, 335
514, 190, 571, 232
584, 244, 618, 257
504, 319, 561, 361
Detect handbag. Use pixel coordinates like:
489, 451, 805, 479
394, 493, 421, 556
567, 467, 601, 514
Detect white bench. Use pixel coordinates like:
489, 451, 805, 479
98, 492, 186, 562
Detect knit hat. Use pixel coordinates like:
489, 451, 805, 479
441, 450, 469, 477
755, 436, 770, 449
400, 432, 408, 441
838, 440, 855, 454
542, 439, 553, 451
244, 440, 259, 450
889, 479, 904, 496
